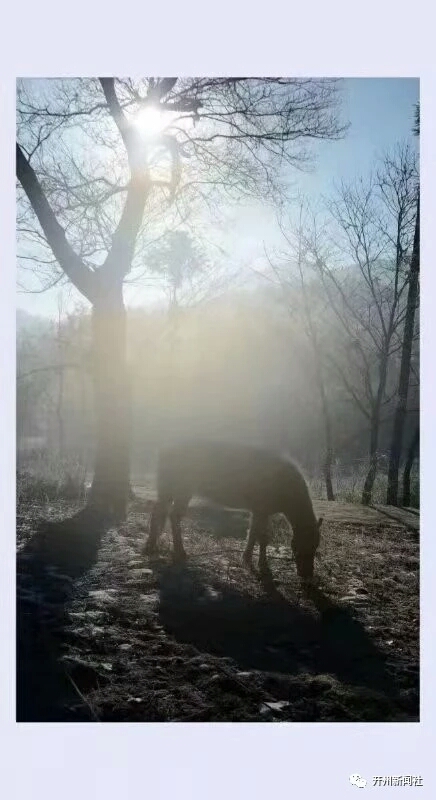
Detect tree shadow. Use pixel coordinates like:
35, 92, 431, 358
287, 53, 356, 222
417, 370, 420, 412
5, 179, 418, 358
21, 507, 108, 578
155, 562, 394, 697
16, 507, 108, 721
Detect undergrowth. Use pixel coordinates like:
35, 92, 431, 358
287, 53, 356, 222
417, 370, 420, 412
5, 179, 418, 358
16, 451, 419, 510
17, 453, 88, 507
309, 465, 419, 508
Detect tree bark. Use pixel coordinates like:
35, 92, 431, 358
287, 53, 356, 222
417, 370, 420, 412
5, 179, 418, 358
386, 198, 420, 505
87, 284, 131, 521
402, 424, 419, 508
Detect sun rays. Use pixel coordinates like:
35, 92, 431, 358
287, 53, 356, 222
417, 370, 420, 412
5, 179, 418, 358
134, 105, 166, 137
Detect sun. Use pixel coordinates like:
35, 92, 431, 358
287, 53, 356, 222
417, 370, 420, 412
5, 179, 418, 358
134, 106, 166, 137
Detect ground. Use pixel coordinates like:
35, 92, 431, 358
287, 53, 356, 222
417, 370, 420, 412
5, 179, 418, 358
16, 488, 419, 722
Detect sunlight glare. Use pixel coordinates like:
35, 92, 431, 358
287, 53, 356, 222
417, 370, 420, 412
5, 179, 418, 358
135, 106, 165, 137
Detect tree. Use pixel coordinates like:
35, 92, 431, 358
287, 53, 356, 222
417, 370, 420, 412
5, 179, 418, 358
402, 424, 419, 507
386, 104, 420, 505
145, 230, 211, 440
17, 77, 347, 519
264, 200, 335, 499
313, 145, 418, 504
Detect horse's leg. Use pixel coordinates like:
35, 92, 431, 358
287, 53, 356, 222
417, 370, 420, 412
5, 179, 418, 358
143, 497, 171, 555
243, 512, 267, 569
169, 493, 191, 563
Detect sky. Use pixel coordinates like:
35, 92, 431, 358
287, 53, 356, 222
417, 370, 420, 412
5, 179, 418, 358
17, 77, 419, 319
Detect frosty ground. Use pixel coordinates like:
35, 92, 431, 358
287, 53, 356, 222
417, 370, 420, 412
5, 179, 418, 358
16, 490, 419, 722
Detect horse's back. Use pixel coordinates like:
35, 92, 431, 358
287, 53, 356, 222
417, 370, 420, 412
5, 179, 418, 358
156, 440, 300, 513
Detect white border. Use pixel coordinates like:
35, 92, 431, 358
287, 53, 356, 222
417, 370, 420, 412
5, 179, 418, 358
1, 2, 434, 797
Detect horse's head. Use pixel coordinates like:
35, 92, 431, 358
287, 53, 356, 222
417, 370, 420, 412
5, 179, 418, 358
291, 516, 323, 581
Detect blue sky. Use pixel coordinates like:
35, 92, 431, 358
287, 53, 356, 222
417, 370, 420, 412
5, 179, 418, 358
307, 77, 419, 189
17, 77, 419, 318
232, 78, 419, 251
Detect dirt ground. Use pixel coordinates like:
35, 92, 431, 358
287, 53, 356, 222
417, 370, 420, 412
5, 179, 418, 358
16, 491, 419, 722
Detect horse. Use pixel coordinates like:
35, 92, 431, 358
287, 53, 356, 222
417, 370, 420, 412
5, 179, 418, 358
143, 440, 323, 581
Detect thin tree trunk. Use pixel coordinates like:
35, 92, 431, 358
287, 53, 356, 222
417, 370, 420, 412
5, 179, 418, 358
387, 197, 420, 505
55, 300, 65, 458
317, 374, 335, 500
324, 447, 335, 501
361, 337, 393, 505
291, 204, 335, 500
361, 414, 379, 505
87, 285, 131, 521
361, 368, 386, 505
56, 367, 65, 458
303, 288, 335, 499
402, 425, 419, 508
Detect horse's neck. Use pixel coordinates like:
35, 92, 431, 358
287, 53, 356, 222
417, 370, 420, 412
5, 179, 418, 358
285, 489, 315, 532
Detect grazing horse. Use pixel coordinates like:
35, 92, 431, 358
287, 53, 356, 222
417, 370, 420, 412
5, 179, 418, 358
143, 440, 323, 580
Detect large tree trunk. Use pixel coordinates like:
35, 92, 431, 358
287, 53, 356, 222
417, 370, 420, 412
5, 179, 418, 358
386, 198, 420, 505
402, 425, 419, 508
87, 284, 131, 520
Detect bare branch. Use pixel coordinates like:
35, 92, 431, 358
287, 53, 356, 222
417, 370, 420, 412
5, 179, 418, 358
16, 144, 96, 302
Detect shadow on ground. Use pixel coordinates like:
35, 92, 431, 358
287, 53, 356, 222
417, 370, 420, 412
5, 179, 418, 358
156, 561, 393, 697
16, 500, 419, 722
17, 508, 107, 722
187, 505, 249, 540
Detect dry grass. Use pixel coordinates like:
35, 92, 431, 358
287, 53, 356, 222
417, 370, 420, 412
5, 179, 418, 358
308, 465, 419, 508
17, 453, 88, 507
